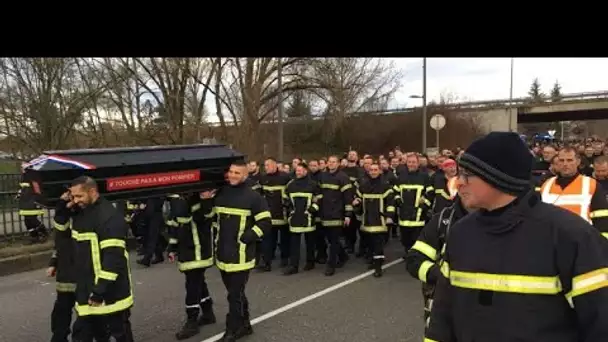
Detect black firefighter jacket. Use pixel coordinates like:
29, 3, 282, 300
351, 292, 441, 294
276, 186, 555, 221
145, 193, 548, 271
49, 199, 77, 293
167, 194, 213, 272
17, 181, 43, 216
354, 176, 395, 233
406, 197, 468, 286
318, 169, 355, 227
394, 169, 432, 228
55, 197, 133, 317
283, 175, 321, 233
260, 171, 291, 226
201, 181, 272, 273
425, 191, 608, 342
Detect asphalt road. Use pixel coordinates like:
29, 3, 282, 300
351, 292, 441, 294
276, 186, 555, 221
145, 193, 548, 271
0, 240, 425, 342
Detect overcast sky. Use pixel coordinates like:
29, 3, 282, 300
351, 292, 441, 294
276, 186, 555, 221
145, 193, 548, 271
392, 58, 608, 107
191, 58, 608, 123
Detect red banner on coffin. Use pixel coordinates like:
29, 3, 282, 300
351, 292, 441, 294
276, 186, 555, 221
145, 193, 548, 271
106, 170, 201, 192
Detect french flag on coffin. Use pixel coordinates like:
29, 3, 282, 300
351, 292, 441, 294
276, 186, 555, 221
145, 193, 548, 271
22, 154, 96, 171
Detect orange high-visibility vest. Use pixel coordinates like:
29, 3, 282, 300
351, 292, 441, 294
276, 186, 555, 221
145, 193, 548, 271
540, 174, 596, 223
447, 176, 458, 200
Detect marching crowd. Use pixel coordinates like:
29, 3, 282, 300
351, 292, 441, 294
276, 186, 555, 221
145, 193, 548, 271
14, 131, 608, 341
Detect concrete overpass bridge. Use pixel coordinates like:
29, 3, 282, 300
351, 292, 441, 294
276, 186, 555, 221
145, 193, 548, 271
350, 91, 608, 133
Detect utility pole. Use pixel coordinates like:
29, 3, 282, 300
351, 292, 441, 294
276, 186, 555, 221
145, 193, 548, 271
509, 57, 514, 132
277, 58, 284, 161
422, 57, 427, 152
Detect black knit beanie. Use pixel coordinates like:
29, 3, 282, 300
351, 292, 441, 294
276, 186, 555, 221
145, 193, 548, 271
458, 132, 533, 195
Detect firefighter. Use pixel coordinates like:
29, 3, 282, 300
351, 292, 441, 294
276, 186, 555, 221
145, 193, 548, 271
58, 176, 133, 342
168, 193, 216, 340
380, 158, 399, 240
247, 161, 262, 193
341, 150, 365, 254
593, 155, 608, 190
308, 159, 328, 264
425, 132, 608, 342
122, 199, 146, 255
405, 194, 471, 328
540, 146, 608, 238
47, 195, 77, 342
282, 163, 321, 275
532, 144, 558, 183
17, 177, 48, 244
199, 160, 272, 341
258, 157, 292, 272
137, 197, 167, 267
427, 158, 458, 215
318, 155, 354, 276
352, 162, 395, 277
394, 153, 432, 256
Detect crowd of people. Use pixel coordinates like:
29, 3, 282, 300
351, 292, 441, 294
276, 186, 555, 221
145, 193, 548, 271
14, 131, 608, 341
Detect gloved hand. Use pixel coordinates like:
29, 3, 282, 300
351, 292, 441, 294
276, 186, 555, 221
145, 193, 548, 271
394, 197, 403, 208
239, 229, 258, 245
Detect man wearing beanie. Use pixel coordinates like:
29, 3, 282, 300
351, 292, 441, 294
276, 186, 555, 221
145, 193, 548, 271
425, 132, 608, 342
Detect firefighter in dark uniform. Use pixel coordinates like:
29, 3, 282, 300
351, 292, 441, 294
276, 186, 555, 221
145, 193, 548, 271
47, 196, 77, 342
199, 160, 272, 341
308, 159, 328, 264
122, 199, 146, 254
247, 161, 262, 193
352, 162, 395, 277
59, 176, 134, 342
168, 193, 216, 340
394, 153, 432, 257
137, 197, 167, 267
282, 162, 321, 275
17, 177, 48, 243
426, 158, 459, 216
318, 155, 355, 276
380, 158, 399, 240
426, 132, 608, 342
258, 157, 291, 272
405, 194, 470, 328
341, 151, 366, 254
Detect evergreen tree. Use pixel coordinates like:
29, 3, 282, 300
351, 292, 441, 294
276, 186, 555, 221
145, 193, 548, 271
528, 78, 545, 101
550, 80, 562, 102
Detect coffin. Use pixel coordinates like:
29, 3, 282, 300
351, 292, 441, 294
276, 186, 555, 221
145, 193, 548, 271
21, 144, 245, 207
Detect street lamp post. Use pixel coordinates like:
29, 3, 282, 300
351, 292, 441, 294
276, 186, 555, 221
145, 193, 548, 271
422, 57, 427, 152
508, 57, 515, 132
277, 58, 284, 161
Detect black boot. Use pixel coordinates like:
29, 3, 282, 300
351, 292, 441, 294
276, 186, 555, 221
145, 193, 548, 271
151, 254, 165, 264
199, 298, 216, 326
315, 255, 327, 264
303, 261, 315, 271
325, 266, 335, 276
256, 262, 271, 272
280, 258, 289, 267
176, 308, 200, 340
282, 266, 298, 275
136, 257, 151, 267
243, 312, 253, 335
373, 258, 383, 278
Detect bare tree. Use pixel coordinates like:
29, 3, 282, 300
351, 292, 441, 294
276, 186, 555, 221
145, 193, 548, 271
0, 58, 107, 154
302, 58, 403, 146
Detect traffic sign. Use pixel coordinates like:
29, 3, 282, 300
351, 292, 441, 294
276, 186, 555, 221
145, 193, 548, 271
430, 114, 446, 131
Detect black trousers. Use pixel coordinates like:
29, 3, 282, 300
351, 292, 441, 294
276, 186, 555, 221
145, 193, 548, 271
184, 267, 211, 318
23, 215, 46, 238
422, 283, 435, 328
326, 227, 347, 268
358, 229, 370, 254
315, 223, 327, 259
344, 218, 360, 250
369, 232, 386, 265
72, 309, 133, 342
51, 291, 76, 342
143, 217, 167, 261
220, 270, 250, 332
263, 225, 290, 263
400, 226, 422, 253
289, 231, 315, 268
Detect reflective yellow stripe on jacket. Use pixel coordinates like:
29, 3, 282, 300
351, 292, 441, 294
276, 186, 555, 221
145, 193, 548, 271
71, 230, 133, 315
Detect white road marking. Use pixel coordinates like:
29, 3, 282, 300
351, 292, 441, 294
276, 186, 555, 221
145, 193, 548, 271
200, 258, 404, 342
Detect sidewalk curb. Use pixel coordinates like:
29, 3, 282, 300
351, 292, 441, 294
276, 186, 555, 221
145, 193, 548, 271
0, 237, 138, 277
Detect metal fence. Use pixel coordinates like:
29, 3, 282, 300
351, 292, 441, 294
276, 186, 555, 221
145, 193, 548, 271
0, 174, 54, 239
